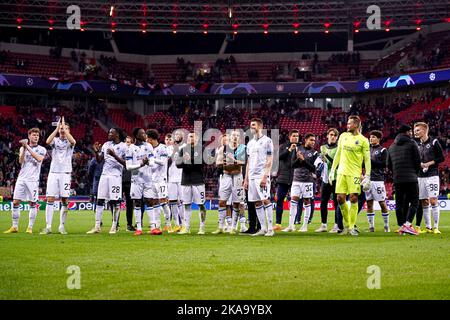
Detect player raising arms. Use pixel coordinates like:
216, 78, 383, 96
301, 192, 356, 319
414, 122, 445, 234
329, 115, 371, 236
244, 118, 274, 237
4, 128, 47, 234
146, 129, 170, 234
212, 130, 247, 235
87, 128, 127, 234
364, 130, 390, 232
40, 116, 76, 235
125, 128, 153, 236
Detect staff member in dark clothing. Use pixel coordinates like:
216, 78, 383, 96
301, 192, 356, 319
387, 124, 421, 235
123, 136, 135, 231
176, 132, 207, 235
274, 130, 300, 231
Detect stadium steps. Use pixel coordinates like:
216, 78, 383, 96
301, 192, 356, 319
280, 108, 328, 135
0, 52, 72, 77
323, 59, 377, 80
395, 97, 446, 124
372, 42, 416, 74
109, 108, 144, 135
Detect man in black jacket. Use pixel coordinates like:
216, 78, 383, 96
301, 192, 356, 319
387, 124, 421, 235
274, 130, 300, 231
176, 132, 207, 235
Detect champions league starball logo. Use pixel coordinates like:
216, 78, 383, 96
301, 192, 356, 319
0, 75, 10, 86
214, 83, 257, 95
303, 82, 347, 94
383, 75, 415, 88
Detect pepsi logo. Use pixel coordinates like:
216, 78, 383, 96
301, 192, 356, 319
68, 202, 77, 210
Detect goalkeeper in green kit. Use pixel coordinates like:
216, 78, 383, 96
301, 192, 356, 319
329, 115, 371, 236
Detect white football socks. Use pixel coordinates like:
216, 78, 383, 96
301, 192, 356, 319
264, 204, 273, 231
431, 205, 439, 229
12, 205, 20, 229
95, 205, 104, 229
423, 205, 431, 229
134, 207, 142, 231
59, 203, 68, 229
289, 200, 298, 228
28, 206, 37, 229
255, 205, 267, 231
45, 202, 54, 229
367, 212, 375, 228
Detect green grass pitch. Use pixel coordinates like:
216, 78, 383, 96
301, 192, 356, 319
0, 209, 449, 300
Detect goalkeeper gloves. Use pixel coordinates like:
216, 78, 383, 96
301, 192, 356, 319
361, 175, 371, 191
328, 168, 336, 185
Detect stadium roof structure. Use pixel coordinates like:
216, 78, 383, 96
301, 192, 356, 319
1, 0, 449, 34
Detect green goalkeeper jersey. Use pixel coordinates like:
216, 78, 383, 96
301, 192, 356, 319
331, 132, 371, 177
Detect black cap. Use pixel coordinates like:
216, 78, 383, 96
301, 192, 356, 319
397, 124, 412, 134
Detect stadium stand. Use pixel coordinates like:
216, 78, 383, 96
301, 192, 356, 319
0, 51, 72, 77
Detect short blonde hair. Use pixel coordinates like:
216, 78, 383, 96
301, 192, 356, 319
414, 122, 429, 133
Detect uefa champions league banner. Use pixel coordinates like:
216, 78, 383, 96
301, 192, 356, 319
358, 68, 450, 92
2, 70, 449, 96
0, 73, 357, 96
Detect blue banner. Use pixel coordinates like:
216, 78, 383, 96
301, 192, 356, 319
0, 73, 357, 96
358, 68, 450, 92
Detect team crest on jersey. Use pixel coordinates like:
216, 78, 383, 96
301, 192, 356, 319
426, 144, 431, 149
355, 140, 360, 145
375, 151, 379, 155
194, 152, 198, 157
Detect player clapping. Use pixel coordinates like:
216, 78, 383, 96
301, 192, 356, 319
146, 129, 170, 235
40, 116, 76, 235
176, 132, 207, 235
166, 131, 185, 233
4, 128, 46, 234
87, 128, 127, 234
244, 118, 274, 237
125, 128, 153, 236
212, 130, 247, 235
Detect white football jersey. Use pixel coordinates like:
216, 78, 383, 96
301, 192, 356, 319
151, 143, 169, 182
247, 135, 273, 179
17, 145, 47, 182
49, 137, 74, 173
167, 144, 182, 183
100, 141, 127, 177
125, 142, 153, 184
